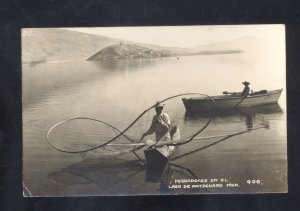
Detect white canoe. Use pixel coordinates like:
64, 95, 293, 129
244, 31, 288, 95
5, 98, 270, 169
182, 89, 283, 111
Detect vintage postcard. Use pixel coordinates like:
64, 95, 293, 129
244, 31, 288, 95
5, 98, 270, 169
22, 25, 287, 196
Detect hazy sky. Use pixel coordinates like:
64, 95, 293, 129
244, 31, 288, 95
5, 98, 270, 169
64, 25, 285, 48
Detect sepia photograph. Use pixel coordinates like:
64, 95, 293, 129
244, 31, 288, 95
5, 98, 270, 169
22, 25, 287, 196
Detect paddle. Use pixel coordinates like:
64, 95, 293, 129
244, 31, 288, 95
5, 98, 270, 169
223, 91, 239, 95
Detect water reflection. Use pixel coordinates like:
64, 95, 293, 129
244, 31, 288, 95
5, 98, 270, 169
184, 104, 283, 130
48, 157, 145, 194
24, 54, 287, 195
245, 114, 253, 129
92, 58, 163, 72
159, 163, 198, 192
47, 155, 198, 195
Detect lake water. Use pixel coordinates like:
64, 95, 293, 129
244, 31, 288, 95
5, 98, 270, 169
23, 54, 287, 196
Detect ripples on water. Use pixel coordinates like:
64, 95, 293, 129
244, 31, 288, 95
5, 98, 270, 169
23, 55, 287, 196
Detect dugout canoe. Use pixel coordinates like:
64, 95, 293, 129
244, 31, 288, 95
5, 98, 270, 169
144, 125, 180, 177
182, 89, 283, 112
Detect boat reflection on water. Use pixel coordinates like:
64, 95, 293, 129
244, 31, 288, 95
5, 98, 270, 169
184, 103, 283, 130
47, 155, 198, 195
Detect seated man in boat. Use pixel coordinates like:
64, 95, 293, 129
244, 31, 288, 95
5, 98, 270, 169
241, 81, 250, 97
141, 102, 171, 142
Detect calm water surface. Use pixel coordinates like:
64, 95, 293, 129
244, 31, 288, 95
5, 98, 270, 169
23, 54, 287, 196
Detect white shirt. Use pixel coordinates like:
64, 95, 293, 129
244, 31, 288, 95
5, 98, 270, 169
145, 112, 171, 141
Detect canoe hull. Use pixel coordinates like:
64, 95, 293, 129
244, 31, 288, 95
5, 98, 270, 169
144, 125, 180, 180
182, 89, 283, 112
144, 146, 179, 182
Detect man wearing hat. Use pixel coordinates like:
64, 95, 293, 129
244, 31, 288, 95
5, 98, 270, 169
241, 81, 250, 97
141, 102, 171, 142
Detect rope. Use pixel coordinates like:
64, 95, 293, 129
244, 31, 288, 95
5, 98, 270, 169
46, 93, 215, 154
170, 114, 212, 147
171, 124, 268, 161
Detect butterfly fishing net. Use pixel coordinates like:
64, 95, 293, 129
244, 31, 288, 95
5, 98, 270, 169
46, 93, 215, 155
47, 117, 142, 154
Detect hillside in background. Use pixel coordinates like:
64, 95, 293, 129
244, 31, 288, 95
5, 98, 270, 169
22, 29, 267, 63
22, 28, 120, 63
22, 28, 190, 62
191, 36, 267, 53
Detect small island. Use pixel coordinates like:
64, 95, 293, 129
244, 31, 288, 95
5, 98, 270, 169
87, 42, 174, 61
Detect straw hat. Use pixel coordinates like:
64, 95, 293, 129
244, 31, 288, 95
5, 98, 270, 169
242, 81, 250, 85
154, 102, 165, 108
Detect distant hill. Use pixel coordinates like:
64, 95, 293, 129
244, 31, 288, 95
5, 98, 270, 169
191, 36, 267, 53
22, 29, 266, 63
22, 28, 121, 63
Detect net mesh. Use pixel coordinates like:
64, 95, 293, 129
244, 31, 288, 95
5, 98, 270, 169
47, 118, 139, 154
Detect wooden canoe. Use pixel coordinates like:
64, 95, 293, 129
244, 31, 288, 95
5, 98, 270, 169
144, 125, 180, 176
182, 89, 283, 112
